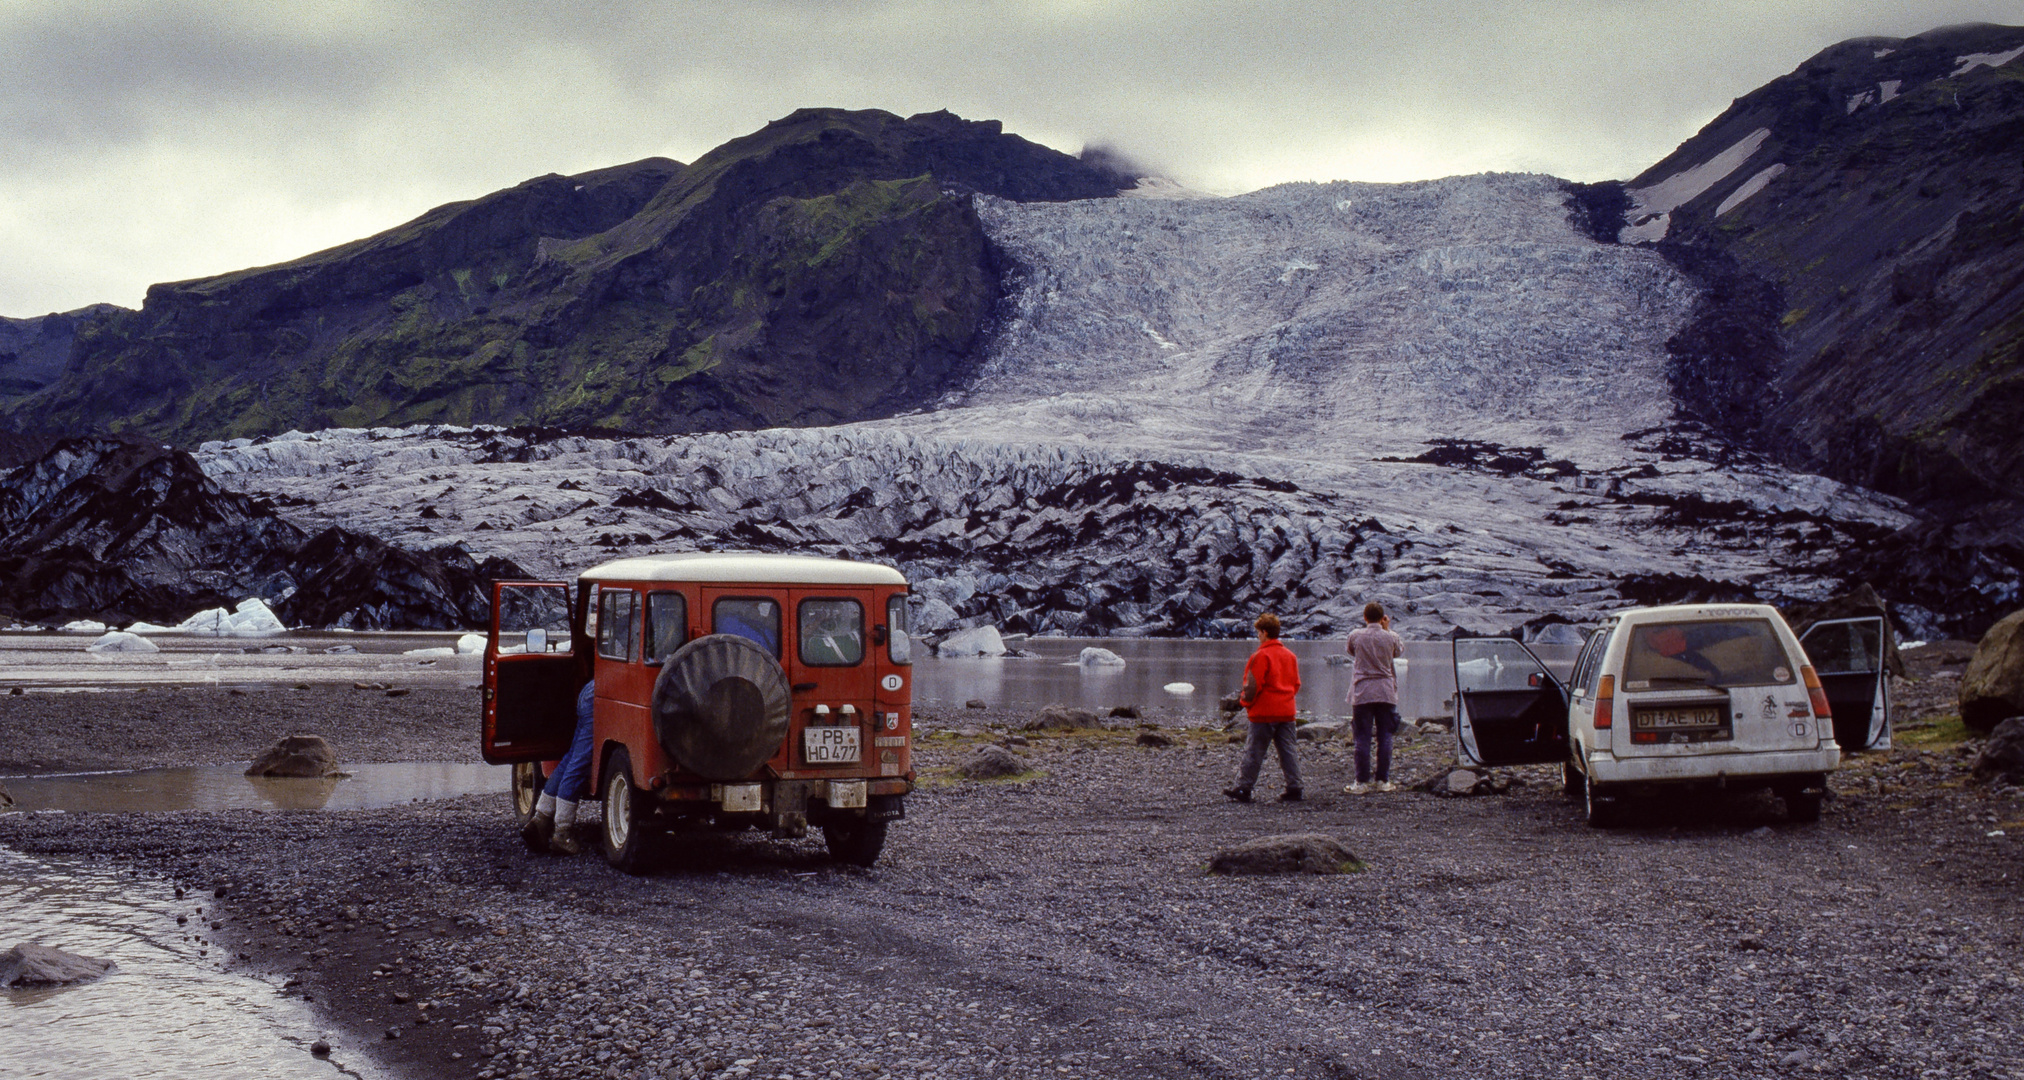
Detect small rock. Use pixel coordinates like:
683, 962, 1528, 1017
958, 745, 1028, 780
1136, 731, 1174, 748
1734, 935, 1767, 951
245, 735, 339, 778
965, 699, 988, 710
1296, 720, 1345, 742
1208, 834, 1363, 876
1022, 704, 1101, 732
385, 688, 411, 698
1108, 705, 1142, 719
1002, 735, 1030, 747
1218, 694, 1243, 714
311, 1039, 331, 1057
1971, 716, 2024, 784
1778, 1048, 1809, 1066
0, 943, 117, 986
384, 1027, 402, 1040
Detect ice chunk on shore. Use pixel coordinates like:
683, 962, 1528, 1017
937, 625, 1007, 657
1078, 647, 1126, 667
455, 633, 488, 655
62, 619, 107, 633
404, 646, 457, 657
170, 598, 286, 635
86, 631, 159, 653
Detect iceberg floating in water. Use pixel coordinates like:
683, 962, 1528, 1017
62, 619, 108, 633
1163, 681, 1196, 694
86, 630, 159, 654
1078, 647, 1126, 667
146, 597, 288, 636
455, 633, 488, 655
937, 626, 1007, 657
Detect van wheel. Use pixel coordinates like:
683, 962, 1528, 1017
1783, 788, 1823, 823
1562, 760, 1583, 800
511, 761, 545, 822
600, 749, 653, 875
823, 818, 888, 867
1583, 772, 1619, 828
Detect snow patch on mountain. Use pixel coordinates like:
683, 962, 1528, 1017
1951, 45, 2024, 76
1619, 128, 1771, 243
1717, 164, 1787, 216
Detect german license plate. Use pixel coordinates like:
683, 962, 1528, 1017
803, 726, 861, 764
1632, 706, 1723, 730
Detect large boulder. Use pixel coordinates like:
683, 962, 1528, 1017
245, 734, 340, 778
0, 943, 116, 986
1782, 583, 1904, 677
1972, 717, 2024, 784
1208, 834, 1363, 876
1961, 610, 2024, 734
958, 745, 1029, 780
1021, 704, 1101, 732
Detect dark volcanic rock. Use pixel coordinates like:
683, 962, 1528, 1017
7, 109, 1124, 444
1207, 834, 1363, 876
1962, 609, 2024, 733
246, 735, 340, 778
957, 744, 1028, 780
1972, 717, 2024, 784
0, 943, 116, 986
0, 305, 123, 397
0, 437, 526, 628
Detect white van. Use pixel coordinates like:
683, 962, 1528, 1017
1452, 604, 1889, 825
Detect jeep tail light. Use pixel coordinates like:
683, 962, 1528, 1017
1594, 674, 1613, 730
1801, 665, 1832, 719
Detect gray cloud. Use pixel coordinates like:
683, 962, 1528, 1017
1, 0, 2017, 315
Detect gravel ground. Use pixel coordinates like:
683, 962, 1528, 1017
3, 645, 2022, 1080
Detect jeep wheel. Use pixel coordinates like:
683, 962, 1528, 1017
600, 749, 653, 875
511, 761, 545, 822
823, 818, 888, 867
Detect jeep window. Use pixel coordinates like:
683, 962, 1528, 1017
1621, 619, 1794, 689
646, 592, 687, 663
887, 595, 912, 665
713, 597, 780, 657
597, 589, 636, 662
799, 599, 864, 666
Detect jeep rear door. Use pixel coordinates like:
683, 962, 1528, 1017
483, 582, 579, 764
1799, 616, 1890, 751
1453, 637, 1571, 767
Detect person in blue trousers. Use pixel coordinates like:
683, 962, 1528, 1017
523, 680, 595, 855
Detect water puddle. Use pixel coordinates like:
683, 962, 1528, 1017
1, 762, 506, 814
0, 847, 380, 1080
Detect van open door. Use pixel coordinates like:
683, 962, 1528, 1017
1799, 616, 1890, 751
483, 581, 580, 765
1453, 637, 1571, 767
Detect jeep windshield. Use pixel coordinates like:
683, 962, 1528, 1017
1620, 619, 1795, 690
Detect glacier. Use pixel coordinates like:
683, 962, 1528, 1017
191, 174, 1930, 638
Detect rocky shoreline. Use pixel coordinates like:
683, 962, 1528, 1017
2, 651, 2022, 1079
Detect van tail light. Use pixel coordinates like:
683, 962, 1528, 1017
1594, 675, 1614, 730
1801, 665, 1832, 719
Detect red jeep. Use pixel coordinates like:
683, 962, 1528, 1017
481, 553, 914, 870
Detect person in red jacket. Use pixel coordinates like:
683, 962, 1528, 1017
1224, 612, 1304, 803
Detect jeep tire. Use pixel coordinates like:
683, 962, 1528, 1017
600, 748, 653, 875
823, 817, 888, 867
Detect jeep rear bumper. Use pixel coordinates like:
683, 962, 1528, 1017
1587, 748, 1839, 786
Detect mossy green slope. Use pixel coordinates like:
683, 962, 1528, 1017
5, 109, 1123, 443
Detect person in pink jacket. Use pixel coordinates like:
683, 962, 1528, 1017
1345, 602, 1404, 794
1224, 613, 1304, 803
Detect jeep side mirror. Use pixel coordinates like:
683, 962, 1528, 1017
525, 627, 547, 653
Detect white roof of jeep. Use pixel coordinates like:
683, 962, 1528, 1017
578, 552, 906, 586
1607, 603, 1791, 625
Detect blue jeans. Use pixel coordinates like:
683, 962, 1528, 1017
543, 681, 596, 802
1234, 721, 1302, 793
1352, 702, 1398, 783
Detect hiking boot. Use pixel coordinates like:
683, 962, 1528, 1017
548, 827, 582, 856
1375, 781, 1397, 793
1278, 788, 1303, 802
1221, 786, 1253, 803
521, 811, 554, 854
1344, 782, 1369, 795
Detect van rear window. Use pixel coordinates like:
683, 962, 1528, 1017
798, 599, 864, 666
714, 598, 780, 657
1621, 619, 1794, 689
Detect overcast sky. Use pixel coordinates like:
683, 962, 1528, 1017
2, 0, 2016, 317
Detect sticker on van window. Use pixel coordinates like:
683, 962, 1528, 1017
1773, 666, 1791, 682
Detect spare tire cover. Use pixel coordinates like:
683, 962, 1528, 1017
652, 634, 792, 781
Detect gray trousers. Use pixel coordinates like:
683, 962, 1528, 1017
1234, 721, 1302, 793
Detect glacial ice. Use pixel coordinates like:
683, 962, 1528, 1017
187, 173, 1920, 639
937, 626, 1007, 657
1164, 682, 1197, 694
1079, 647, 1127, 667
86, 631, 158, 653
168, 598, 286, 635
456, 633, 488, 655
61, 620, 107, 633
